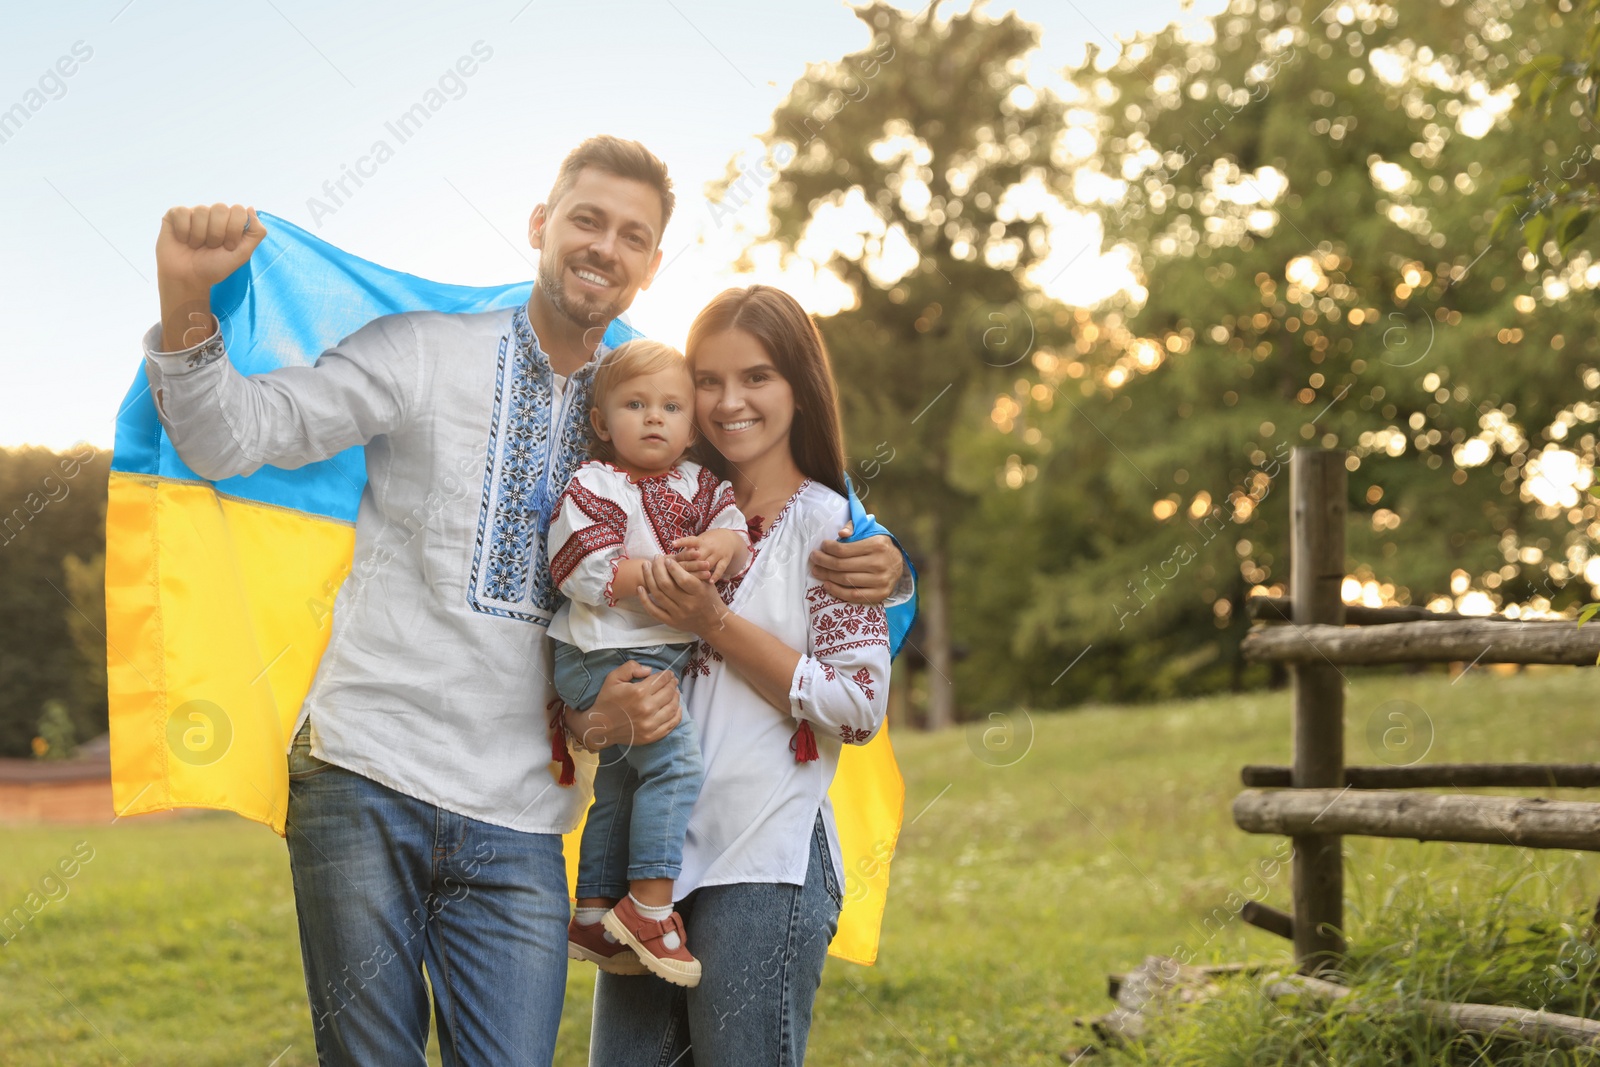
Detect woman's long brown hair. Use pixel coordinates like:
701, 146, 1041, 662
685, 285, 847, 498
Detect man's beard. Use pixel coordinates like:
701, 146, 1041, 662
538, 253, 627, 332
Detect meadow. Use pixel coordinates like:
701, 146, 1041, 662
4, 665, 1600, 1065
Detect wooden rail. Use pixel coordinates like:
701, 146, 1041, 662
1233, 789, 1600, 851
1241, 618, 1600, 665
1241, 763, 1600, 789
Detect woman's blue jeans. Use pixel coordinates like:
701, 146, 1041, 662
586, 814, 844, 1066
284, 723, 569, 1066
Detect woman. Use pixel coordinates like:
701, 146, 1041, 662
582, 284, 902, 1065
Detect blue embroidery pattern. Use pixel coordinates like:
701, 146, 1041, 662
467, 305, 602, 624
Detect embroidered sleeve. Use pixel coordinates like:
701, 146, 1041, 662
786, 580, 892, 746
548, 468, 630, 606
140, 315, 418, 482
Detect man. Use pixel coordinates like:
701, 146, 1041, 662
145, 135, 904, 1065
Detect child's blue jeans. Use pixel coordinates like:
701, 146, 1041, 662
552, 640, 704, 899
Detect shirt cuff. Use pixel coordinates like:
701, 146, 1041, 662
786, 655, 812, 720
142, 320, 227, 375
883, 551, 915, 608
602, 556, 624, 608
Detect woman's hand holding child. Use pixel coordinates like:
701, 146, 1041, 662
670, 530, 748, 583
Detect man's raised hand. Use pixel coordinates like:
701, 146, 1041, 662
156, 204, 267, 351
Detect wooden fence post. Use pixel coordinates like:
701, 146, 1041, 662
1290, 448, 1347, 972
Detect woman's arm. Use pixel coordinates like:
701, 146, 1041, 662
635, 555, 893, 747
637, 556, 799, 711
785, 588, 891, 746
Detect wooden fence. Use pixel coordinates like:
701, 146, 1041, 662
1235, 447, 1600, 974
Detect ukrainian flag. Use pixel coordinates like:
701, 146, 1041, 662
107, 212, 914, 964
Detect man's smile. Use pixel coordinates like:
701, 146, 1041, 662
570, 264, 616, 290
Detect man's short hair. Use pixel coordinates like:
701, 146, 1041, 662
547, 136, 675, 242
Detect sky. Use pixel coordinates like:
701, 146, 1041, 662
0, 0, 1206, 450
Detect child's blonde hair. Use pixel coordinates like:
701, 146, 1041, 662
587, 339, 692, 463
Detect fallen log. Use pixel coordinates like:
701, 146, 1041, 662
1107, 960, 1267, 999
1241, 619, 1600, 666
1266, 972, 1600, 1047
1240, 764, 1600, 789
1094, 956, 1220, 1045
1233, 790, 1600, 851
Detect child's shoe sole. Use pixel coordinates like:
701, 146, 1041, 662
602, 910, 703, 987
567, 940, 649, 975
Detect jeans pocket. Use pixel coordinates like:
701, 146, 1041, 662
288, 721, 333, 781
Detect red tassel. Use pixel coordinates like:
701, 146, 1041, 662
790, 720, 819, 763
548, 697, 576, 787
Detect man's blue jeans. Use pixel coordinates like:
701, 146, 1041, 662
285, 722, 568, 1066
552, 640, 704, 899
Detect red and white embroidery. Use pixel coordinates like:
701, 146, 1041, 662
808, 595, 890, 657
820, 662, 836, 682
839, 723, 872, 745
638, 465, 738, 551
684, 641, 724, 678
849, 667, 876, 700
550, 480, 627, 589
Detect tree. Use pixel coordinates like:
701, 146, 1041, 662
728, 1, 1074, 726
62, 546, 108, 742
0, 446, 110, 755
1015, 0, 1600, 701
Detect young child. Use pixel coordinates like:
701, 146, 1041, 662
547, 339, 750, 988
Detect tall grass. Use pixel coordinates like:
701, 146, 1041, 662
1111, 851, 1600, 1066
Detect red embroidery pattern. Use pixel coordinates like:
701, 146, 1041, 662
849, 668, 876, 700
639, 466, 736, 551
839, 724, 872, 745
550, 480, 627, 589
821, 662, 836, 681
684, 650, 711, 678
807, 588, 890, 657
684, 641, 724, 678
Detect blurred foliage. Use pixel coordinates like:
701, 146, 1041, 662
16, 3, 1600, 732
34, 699, 77, 760
726, 0, 1076, 724
734, 0, 1600, 715
0, 445, 109, 757
1497, 0, 1600, 255
1023, 0, 1600, 705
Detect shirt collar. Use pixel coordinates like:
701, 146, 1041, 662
513, 301, 617, 380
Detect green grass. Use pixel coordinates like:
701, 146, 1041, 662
4, 666, 1600, 1065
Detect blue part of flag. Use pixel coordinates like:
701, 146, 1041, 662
111, 212, 640, 523
843, 477, 918, 660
